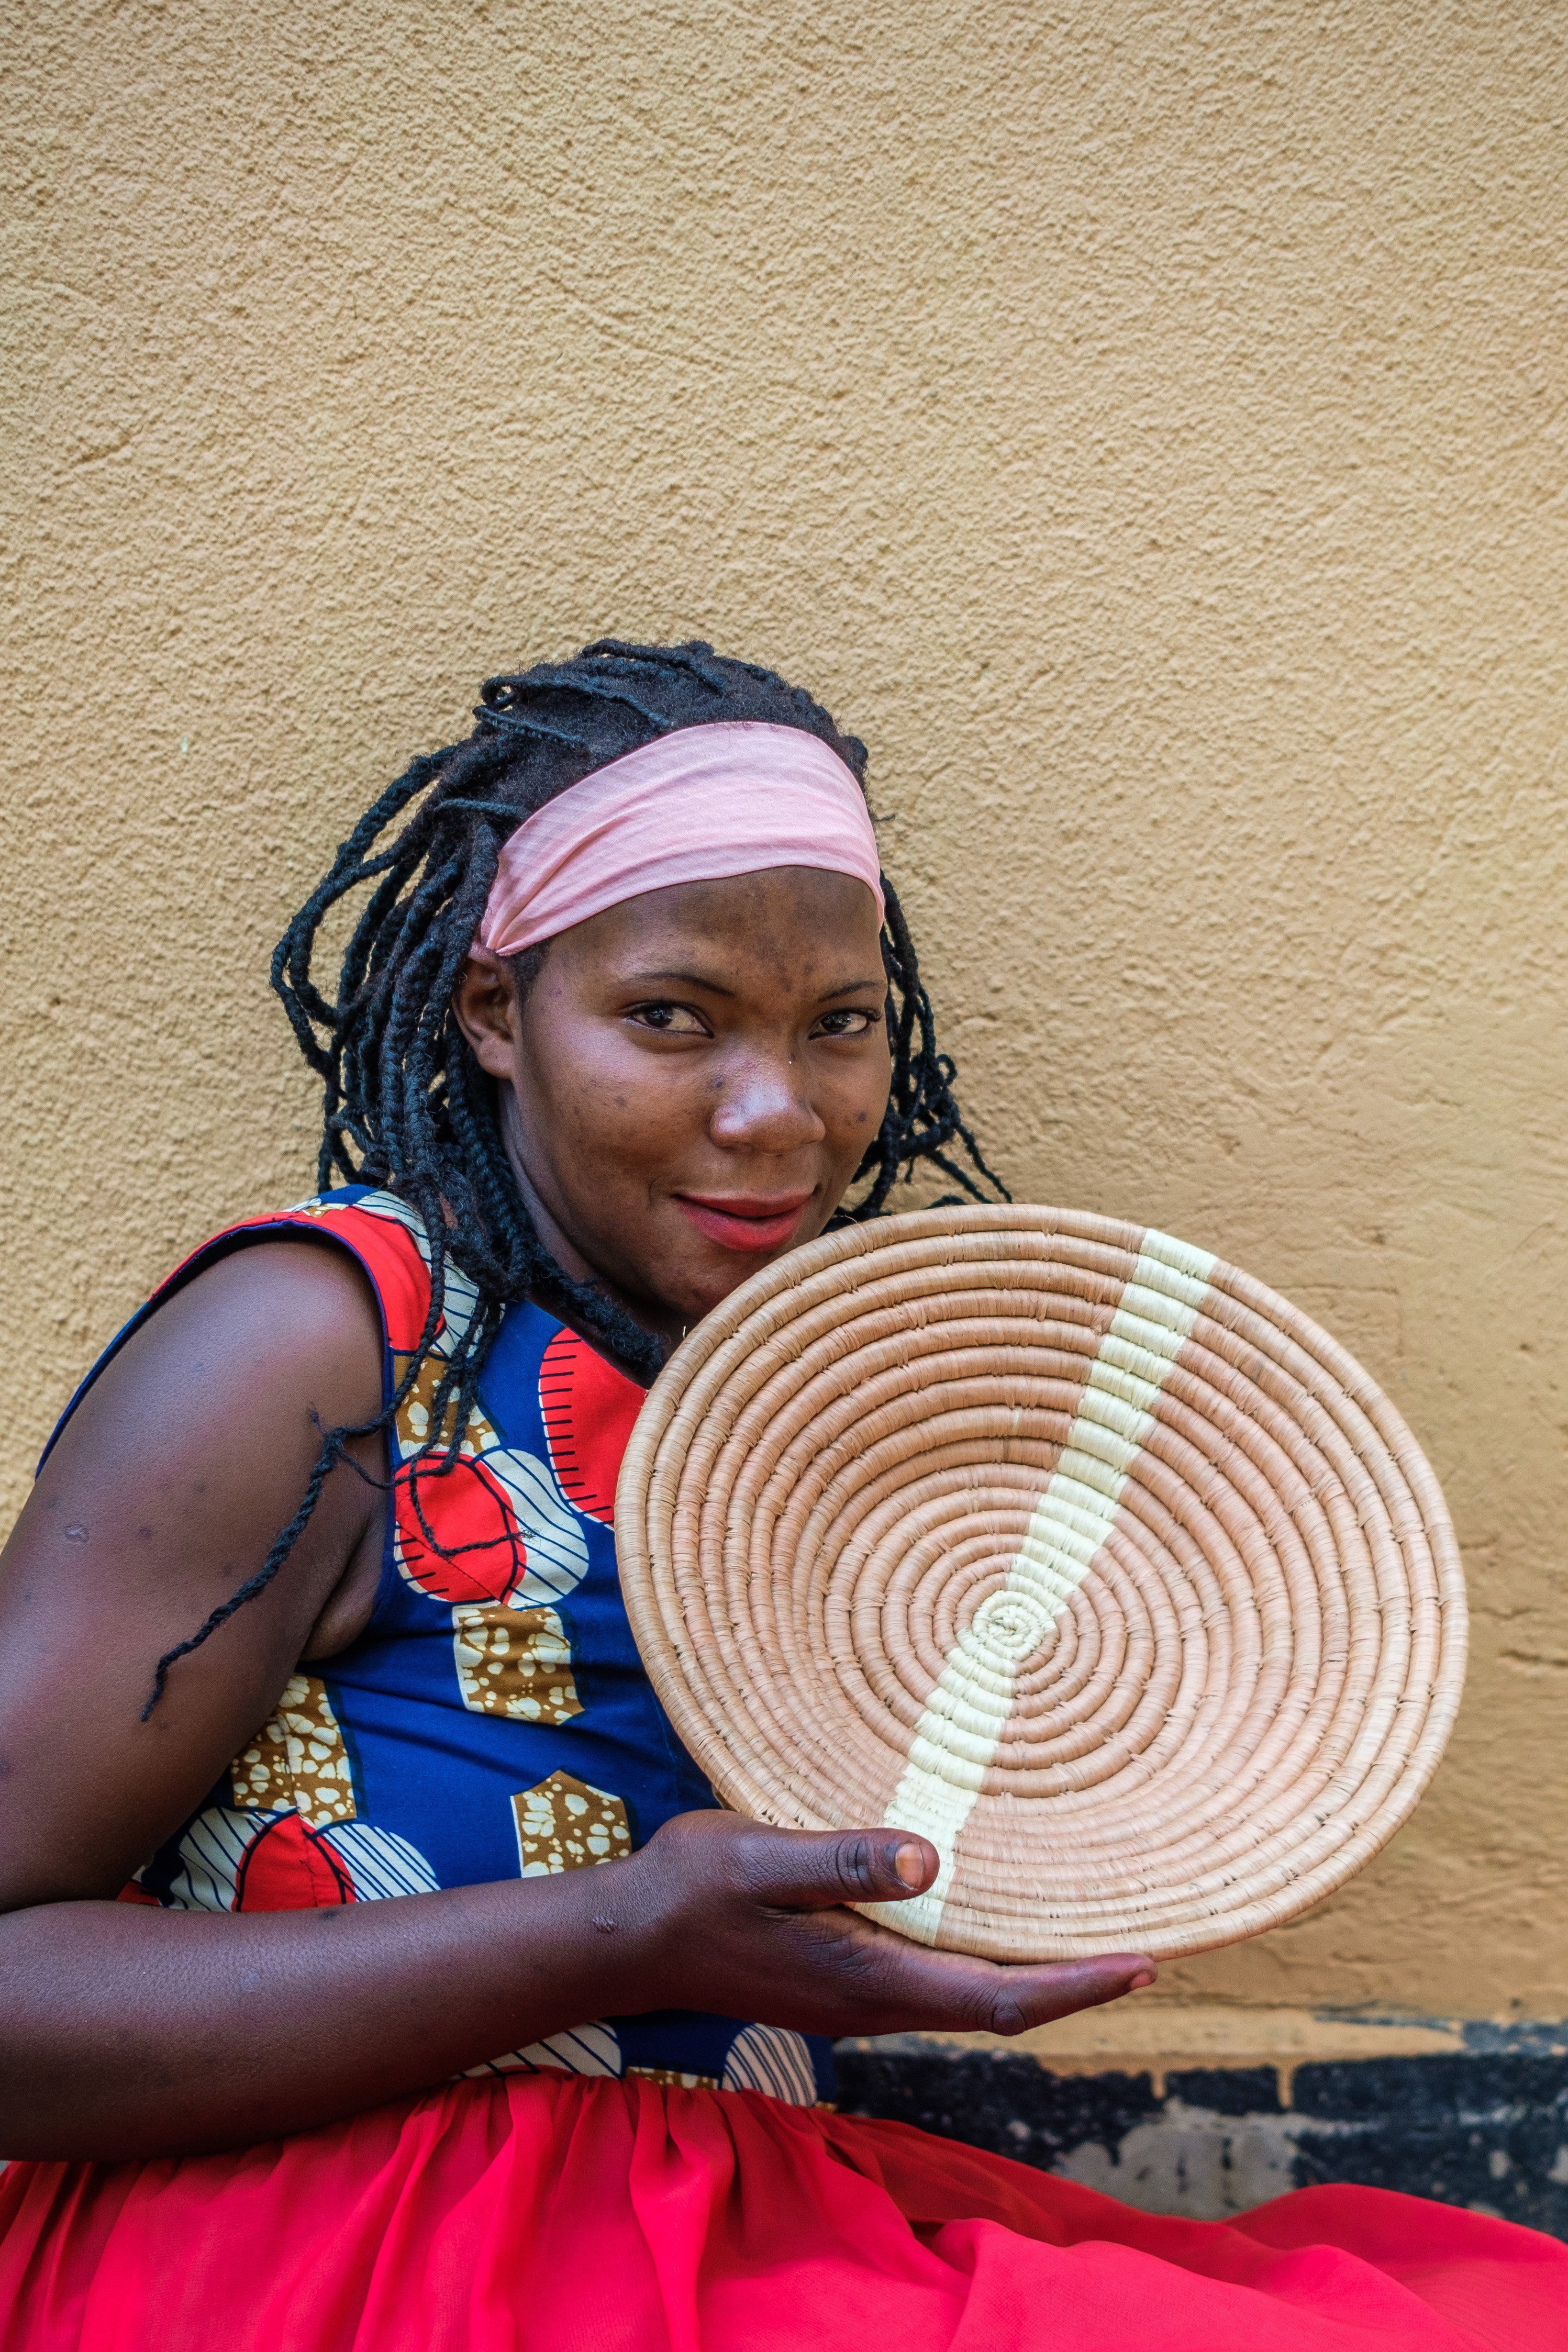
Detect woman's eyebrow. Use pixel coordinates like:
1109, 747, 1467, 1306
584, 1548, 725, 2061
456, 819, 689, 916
623, 968, 737, 998
620, 970, 883, 1001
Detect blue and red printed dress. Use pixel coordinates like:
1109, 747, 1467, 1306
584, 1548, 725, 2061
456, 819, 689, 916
1, 1190, 1563, 2352
85, 1183, 830, 2103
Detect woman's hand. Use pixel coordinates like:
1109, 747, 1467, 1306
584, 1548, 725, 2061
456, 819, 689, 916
609, 1811, 1155, 2036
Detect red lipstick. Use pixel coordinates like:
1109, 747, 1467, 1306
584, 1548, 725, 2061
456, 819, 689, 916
672, 1189, 814, 1253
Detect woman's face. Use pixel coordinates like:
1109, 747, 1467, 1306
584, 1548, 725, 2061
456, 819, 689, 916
453, 865, 892, 1349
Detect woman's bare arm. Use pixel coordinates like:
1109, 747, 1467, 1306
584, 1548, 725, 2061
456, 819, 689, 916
0, 1245, 1153, 2161
0, 1243, 391, 1915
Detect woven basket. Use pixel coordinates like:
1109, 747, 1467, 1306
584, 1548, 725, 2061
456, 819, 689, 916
616, 1206, 1467, 1962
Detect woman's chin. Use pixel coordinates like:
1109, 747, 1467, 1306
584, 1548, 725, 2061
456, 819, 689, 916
643, 1234, 806, 1334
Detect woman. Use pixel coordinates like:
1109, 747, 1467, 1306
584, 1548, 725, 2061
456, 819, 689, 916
0, 640, 1557, 2348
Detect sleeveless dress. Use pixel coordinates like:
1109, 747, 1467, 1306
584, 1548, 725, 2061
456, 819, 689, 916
0, 1188, 1562, 2352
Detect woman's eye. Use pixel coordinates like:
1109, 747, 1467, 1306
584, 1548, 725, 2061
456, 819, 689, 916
627, 1002, 708, 1036
812, 1008, 880, 1039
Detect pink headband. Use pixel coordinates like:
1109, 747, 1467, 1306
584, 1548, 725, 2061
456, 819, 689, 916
476, 720, 884, 957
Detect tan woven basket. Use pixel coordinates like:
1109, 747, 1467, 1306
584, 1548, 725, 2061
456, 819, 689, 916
616, 1206, 1467, 1962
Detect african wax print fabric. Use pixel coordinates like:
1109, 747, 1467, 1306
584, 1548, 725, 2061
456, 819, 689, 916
46, 1186, 830, 2103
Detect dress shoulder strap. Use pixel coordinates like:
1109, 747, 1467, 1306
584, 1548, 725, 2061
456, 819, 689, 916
40, 1187, 432, 1469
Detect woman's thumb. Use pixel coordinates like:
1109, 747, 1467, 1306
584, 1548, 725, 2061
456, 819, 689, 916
739, 1825, 939, 1910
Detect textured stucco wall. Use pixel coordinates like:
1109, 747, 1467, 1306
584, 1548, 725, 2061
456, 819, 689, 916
3, 0, 1566, 2026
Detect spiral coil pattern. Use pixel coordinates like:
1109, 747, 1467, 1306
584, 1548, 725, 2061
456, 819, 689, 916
616, 1207, 1467, 1961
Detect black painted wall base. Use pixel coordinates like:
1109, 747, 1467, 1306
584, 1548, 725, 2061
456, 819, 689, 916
834, 2038, 1568, 2239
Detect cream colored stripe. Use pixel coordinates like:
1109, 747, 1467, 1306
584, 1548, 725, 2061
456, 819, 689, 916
858, 1231, 1216, 1944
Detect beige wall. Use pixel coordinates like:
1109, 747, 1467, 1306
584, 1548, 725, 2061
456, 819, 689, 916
4, 0, 1566, 2027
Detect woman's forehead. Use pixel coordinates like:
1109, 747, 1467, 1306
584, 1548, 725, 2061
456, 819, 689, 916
561, 866, 885, 963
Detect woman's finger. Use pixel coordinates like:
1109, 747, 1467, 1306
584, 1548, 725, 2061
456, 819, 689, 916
815, 1914, 1157, 2036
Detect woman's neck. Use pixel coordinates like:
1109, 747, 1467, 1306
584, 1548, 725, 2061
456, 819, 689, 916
496, 1089, 681, 1381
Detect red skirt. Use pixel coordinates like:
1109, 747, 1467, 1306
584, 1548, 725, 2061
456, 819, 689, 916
1, 2074, 1562, 2351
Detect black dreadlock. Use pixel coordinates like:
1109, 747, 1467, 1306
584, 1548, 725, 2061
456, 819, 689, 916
143, 640, 1008, 1714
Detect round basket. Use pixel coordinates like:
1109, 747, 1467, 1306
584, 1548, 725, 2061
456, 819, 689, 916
615, 1205, 1467, 1962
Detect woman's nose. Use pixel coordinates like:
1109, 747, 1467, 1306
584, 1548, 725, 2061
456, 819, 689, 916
707, 1050, 827, 1154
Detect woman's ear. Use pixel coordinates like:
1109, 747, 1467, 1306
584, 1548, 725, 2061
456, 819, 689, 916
451, 949, 521, 1080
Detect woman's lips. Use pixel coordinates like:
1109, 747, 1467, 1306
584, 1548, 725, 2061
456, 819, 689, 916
672, 1191, 814, 1253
